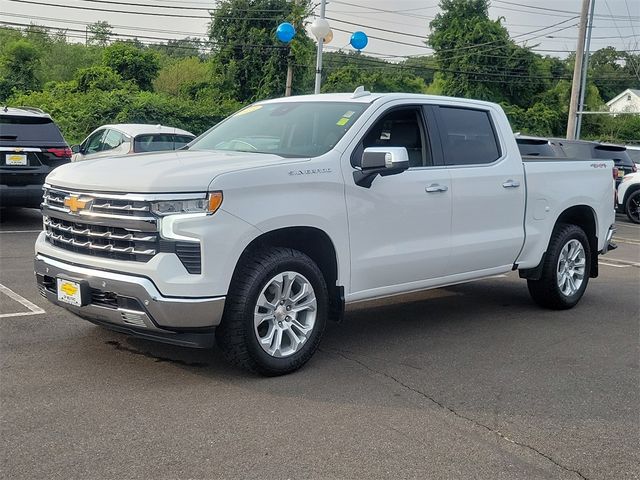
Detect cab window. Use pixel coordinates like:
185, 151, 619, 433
437, 107, 501, 166
356, 107, 431, 168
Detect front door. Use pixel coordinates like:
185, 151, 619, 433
344, 106, 452, 299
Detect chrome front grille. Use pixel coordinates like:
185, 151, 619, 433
41, 185, 203, 272
42, 185, 159, 262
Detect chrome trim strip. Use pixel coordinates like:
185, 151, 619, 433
41, 205, 157, 232
44, 218, 156, 242
44, 183, 207, 202
45, 231, 156, 255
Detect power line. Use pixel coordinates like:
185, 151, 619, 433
492, 0, 640, 21
66, 0, 286, 11
4, 0, 273, 20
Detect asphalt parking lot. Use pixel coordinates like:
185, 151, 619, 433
0, 207, 638, 480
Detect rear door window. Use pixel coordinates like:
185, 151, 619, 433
0, 115, 66, 147
174, 135, 194, 148
134, 134, 191, 153
437, 107, 501, 165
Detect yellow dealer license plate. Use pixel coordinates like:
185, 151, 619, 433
6, 154, 27, 165
57, 278, 82, 306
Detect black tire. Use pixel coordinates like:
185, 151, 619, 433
216, 247, 328, 376
625, 190, 640, 224
527, 223, 591, 310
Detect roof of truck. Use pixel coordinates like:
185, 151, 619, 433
258, 91, 501, 109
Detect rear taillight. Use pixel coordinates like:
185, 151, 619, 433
613, 167, 618, 179
46, 147, 72, 158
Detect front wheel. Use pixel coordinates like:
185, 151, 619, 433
625, 190, 640, 224
527, 224, 591, 310
216, 247, 328, 376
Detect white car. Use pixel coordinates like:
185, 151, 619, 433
35, 91, 616, 375
617, 171, 640, 223
71, 124, 195, 162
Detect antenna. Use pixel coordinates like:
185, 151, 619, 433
352, 86, 371, 99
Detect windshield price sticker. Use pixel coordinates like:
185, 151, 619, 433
234, 105, 262, 117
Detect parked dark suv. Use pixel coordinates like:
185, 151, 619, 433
551, 139, 637, 185
0, 107, 71, 208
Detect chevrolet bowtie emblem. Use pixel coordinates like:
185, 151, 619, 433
63, 195, 91, 213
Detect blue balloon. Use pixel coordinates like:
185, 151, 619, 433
350, 31, 368, 50
276, 22, 296, 43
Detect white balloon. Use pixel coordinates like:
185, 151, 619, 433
310, 18, 331, 40
323, 29, 334, 44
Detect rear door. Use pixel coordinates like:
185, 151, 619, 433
433, 105, 526, 274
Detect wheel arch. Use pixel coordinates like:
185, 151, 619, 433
520, 204, 599, 280
555, 205, 599, 279
233, 226, 344, 321
622, 183, 640, 206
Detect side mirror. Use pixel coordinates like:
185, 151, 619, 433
70, 145, 80, 154
360, 147, 410, 170
354, 147, 410, 187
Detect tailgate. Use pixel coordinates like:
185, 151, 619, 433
0, 147, 70, 186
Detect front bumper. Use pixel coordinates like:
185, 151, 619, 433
34, 254, 225, 348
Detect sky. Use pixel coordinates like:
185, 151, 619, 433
0, 0, 638, 60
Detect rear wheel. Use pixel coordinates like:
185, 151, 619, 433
527, 224, 591, 310
625, 190, 640, 224
216, 247, 327, 376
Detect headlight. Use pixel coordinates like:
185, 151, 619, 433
151, 192, 223, 216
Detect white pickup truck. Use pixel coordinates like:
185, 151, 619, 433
35, 90, 616, 375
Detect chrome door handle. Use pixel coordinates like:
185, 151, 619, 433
502, 179, 520, 188
425, 184, 448, 193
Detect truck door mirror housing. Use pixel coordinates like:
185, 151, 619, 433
354, 147, 410, 188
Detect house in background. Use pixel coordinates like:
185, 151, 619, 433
606, 88, 640, 114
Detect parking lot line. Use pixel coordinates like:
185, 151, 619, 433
0, 283, 45, 318
600, 262, 631, 268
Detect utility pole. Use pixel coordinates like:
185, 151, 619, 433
576, 0, 596, 139
314, 0, 327, 94
566, 0, 591, 140
285, 50, 293, 96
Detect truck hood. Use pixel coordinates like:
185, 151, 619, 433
46, 150, 296, 193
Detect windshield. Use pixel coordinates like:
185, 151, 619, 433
189, 101, 368, 158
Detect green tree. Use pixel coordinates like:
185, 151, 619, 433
102, 42, 160, 90
153, 57, 209, 97
587, 47, 640, 102
150, 37, 204, 59
75, 66, 126, 92
428, 0, 546, 106
0, 39, 42, 96
88, 21, 112, 47
208, 0, 315, 102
